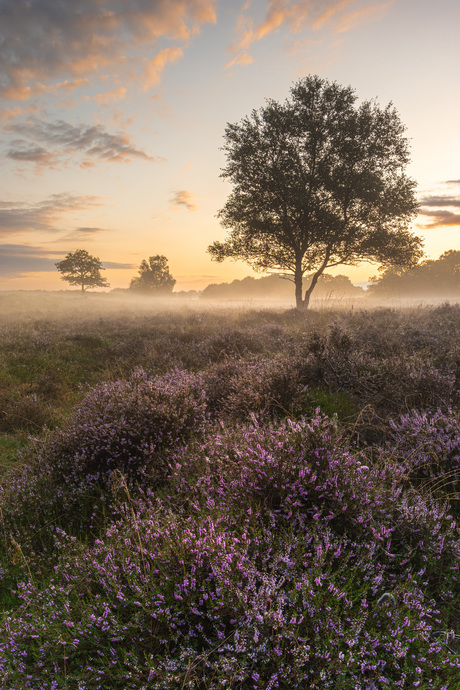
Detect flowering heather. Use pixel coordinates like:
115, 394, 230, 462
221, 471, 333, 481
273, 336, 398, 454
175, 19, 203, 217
0, 412, 459, 687
39, 367, 207, 484
387, 409, 460, 518
0, 303, 459, 688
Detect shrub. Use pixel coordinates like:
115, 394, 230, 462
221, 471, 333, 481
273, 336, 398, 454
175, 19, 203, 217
39, 368, 207, 486
0, 369, 207, 571
203, 354, 304, 421
388, 409, 460, 516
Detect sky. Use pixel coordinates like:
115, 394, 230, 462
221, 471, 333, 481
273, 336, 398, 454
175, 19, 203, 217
0, 0, 459, 292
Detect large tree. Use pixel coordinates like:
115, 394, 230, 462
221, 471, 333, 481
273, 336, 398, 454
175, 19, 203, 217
208, 75, 423, 308
129, 255, 176, 294
55, 249, 109, 292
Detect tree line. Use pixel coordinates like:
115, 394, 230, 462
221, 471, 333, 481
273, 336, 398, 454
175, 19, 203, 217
55, 247, 459, 299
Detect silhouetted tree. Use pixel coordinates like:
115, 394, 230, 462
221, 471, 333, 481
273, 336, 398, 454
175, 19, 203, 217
368, 250, 460, 297
208, 75, 422, 309
55, 249, 109, 292
130, 255, 176, 294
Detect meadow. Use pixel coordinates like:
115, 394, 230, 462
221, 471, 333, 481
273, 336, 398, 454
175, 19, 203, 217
0, 292, 459, 689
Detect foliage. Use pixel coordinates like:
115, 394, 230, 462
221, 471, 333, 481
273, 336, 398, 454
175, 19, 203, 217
55, 249, 109, 292
129, 255, 176, 294
208, 75, 422, 308
389, 408, 460, 483
368, 250, 460, 297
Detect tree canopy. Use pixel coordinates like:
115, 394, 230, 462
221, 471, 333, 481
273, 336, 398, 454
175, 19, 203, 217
55, 249, 109, 292
129, 255, 176, 295
208, 75, 422, 308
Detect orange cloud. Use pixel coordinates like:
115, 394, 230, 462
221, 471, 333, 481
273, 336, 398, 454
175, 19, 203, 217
417, 210, 460, 229
94, 88, 127, 105
0, 0, 217, 101
0, 107, 28, 123
227, 0, 394, 67
144, 47, 184, 89
170, 190, 197, 212
417, 187, 460, 229
332, 1, 395, 34
225, 51, 254, 69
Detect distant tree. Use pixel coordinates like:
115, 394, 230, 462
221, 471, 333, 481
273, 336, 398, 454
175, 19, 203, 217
368, 250, 460, 297
55, 249, 109, 292
201, 273, 363, 300
129, 255, 176, 294
208, 75, 422, 309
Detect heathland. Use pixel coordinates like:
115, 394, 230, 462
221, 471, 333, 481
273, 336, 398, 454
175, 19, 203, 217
0, 292, 458, 688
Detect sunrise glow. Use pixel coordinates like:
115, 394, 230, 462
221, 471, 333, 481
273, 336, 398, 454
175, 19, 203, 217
0, 0, 459, 292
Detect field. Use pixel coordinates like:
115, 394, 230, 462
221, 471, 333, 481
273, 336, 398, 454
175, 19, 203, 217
0, 293, 459, 689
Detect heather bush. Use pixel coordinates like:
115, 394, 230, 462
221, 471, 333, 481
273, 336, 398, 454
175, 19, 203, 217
297, 324, 458, 419
388, 409, 460, 516
39, 368, 207, 485
0, 416, 459, 688
169, 416, 459, 605
389, 408, 460, 475
202, 354, 304, 420
0, 368, 207, 573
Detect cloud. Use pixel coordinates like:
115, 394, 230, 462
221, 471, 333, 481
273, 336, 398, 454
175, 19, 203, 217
103, 260, 136, 269
93, 87, 127, 105
58, 226, 111, 242
6, 142, 59, 168
417, 186, 460, 228
5, 117, 157, 166
419, 195, 460, 209
417, 210, 460, 229
227, 0, 394, 67
0, 244, 64, 277
0, 0, 217, 100
170, 189, 197, 211
225, 51, 254, 69
144, 47, 184, 88
0, 243, 133, 277
0, 193, 105, 237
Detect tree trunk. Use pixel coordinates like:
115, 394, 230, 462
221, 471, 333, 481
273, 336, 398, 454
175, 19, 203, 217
294, 259, 303, 309
303, 267, 326, 308
302, 248, 331, 308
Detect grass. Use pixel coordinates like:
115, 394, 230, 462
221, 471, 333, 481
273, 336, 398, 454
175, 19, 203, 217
0, 293, 458, 688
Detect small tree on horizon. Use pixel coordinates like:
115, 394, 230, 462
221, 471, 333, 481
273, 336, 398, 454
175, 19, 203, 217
55, 249, 109, 292
208, 75, 423, 309
129, 255, 176, 295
